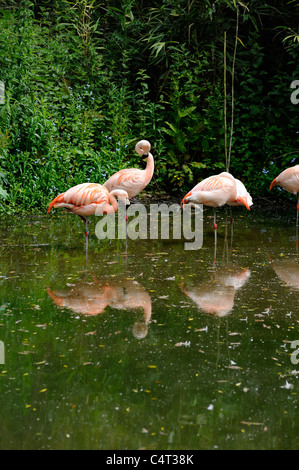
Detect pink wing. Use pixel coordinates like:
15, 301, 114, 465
181, 175, 236, 206
63, 183, 108, 205
192, 175, 235, 193
48, 183, 108, 213
104, 169, 145, 198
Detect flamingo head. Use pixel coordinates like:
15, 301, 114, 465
110, 189, 130, 206
135, 140, 151, 158
180, 191, 193, 209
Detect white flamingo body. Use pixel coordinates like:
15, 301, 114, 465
181, 172, 237, 208
181, 172, 251, 232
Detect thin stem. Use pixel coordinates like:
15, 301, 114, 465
224, 31, 228, 172
227, 6, 239, 173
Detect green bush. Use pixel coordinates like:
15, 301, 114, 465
0, 0, 298, 212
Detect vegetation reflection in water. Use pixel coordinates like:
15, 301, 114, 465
0, 209, 298, 450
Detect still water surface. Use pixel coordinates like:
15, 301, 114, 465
0, 206, 298, 450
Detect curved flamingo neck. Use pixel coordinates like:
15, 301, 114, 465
107, 193, 119, 213
144, 152, 154, 183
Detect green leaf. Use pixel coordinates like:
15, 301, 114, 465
190, 162, 207, 169
178, 106, 197, 119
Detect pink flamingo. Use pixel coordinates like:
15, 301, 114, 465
103, 140, 154, 199
270, 165, 299, 226
181, 172, 251, 231
47, 182, 129, 246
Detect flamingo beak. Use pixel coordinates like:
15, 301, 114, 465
269, 178, 277, 191
180, 191, 192, 207
237, 196, 250, 210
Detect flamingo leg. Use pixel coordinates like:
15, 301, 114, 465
213, 208, 217, 264
125, 203, 129, 256
76, 214, 90, 255
213, 230, 217, 264
297, 196, 299, 228
229, 207, 234, 244
213, 208, 217, 231
84, 217, 89, 256
229, 206, 233, 224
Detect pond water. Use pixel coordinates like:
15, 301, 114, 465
0, 204, 298, 450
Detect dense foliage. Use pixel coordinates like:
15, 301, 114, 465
0, 0, 298, 213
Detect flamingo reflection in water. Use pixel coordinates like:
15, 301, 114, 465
47, 277, 152, 339
181, 265, 251, 317
269, 255, 299, 292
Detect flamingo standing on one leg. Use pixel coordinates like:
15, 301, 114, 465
47, 182, 129, 251
181, 172, 251, 261
103, 140, 154, 199
181, 172, 251, 229
270, 165, 299, 227
103, 139, 154, 250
